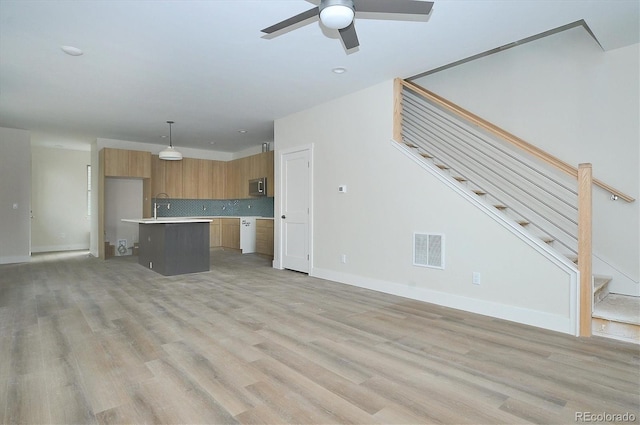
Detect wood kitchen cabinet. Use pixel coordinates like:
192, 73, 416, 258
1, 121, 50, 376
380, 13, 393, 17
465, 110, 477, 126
209, 218, 221, 247
256, 219, 274, 257
210, 160, 227, 199
225, 151, 274, 199
221, 218, 240, 250
182, 158, 200, 199
103, 148, 151, 178
164, 160, 183, 198
151, 155, 166, 196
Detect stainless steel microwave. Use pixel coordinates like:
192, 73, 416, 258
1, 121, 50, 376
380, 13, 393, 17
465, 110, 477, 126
249, 177, 267, 197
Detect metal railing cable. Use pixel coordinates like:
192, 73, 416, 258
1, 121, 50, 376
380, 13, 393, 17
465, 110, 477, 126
401, 86, 579, 255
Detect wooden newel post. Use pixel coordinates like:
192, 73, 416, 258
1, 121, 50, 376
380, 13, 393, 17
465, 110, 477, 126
393, 78, 403, 142
578, 163, 593, 337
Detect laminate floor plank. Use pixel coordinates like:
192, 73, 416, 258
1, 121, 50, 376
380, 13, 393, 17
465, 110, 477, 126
5, 373, 51, 424
0, 250, 638, 424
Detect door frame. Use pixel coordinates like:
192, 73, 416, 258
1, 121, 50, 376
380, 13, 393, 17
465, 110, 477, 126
274, 144, 314, 271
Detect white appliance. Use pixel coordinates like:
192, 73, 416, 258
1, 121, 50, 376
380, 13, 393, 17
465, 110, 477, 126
240, 217, 256, 253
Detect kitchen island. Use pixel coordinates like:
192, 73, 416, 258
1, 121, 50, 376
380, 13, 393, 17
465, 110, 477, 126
122, 218, 212, 276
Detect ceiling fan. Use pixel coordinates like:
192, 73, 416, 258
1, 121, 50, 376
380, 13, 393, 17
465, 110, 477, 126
261, 0, 434, 50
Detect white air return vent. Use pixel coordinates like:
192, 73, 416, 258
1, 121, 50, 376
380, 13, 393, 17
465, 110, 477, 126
413, 233, 444, 269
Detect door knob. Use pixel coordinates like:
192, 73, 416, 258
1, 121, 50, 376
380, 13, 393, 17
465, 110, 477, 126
281, 215, 286, 219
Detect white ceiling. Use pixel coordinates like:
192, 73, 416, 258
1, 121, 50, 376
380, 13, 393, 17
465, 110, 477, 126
1, 0, 638, 153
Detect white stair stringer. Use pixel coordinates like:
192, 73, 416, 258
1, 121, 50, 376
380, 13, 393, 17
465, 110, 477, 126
392, 139, 581, 335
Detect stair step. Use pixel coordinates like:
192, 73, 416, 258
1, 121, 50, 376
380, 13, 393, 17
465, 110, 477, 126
494, 204, 507, 210
420, 152, 434, 159
541, 237, 554, 244
567, 255, 578, 264
453, 176, 467, 183
593, 275, 612, 303
403, 141, 418, 149
593, 294, 640, 344
472, 189, 486, 196
436, 164, 450, 170
517, 220, 530, 226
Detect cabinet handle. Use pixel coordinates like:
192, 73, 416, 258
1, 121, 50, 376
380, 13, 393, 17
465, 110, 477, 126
281, 215, 286, 219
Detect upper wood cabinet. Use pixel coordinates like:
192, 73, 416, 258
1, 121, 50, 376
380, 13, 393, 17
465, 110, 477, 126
225, 151, 274, 199
182, 158, 200, 199
210, 160, 227, 199
165, 160, 183, 198
103, 148, 151, 178
149, 151, 273, 200
151, 155, 166, 196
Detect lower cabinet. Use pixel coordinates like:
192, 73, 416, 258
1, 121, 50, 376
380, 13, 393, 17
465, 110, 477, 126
209, 218, 221, 247
221, 218, 240, 250
256, 219, 274, 257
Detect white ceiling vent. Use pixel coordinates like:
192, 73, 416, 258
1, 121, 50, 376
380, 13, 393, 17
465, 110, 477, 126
413, 233, 444, 269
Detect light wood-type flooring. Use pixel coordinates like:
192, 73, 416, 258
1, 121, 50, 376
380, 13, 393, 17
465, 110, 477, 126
1, 249, 638, 424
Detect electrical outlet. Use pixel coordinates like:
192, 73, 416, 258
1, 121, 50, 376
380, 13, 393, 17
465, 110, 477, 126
472, 272, 481, 285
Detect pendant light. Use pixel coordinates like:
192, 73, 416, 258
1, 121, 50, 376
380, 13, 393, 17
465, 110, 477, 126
159, 120, 182, 160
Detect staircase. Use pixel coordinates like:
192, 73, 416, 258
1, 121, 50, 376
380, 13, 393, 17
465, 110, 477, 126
395, 79, 639, 343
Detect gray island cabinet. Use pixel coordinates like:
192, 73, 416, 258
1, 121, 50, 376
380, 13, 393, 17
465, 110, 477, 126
122, 218, 212, 276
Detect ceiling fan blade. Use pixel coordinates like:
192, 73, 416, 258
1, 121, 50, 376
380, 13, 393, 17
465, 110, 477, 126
339, 22, 360, 50
352, 0, 434, 15
261, 7, 320, 34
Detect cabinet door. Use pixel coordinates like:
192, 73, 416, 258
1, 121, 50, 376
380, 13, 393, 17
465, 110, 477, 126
129, 150, 151, 178
265, 151, 274, 197
225, 160, 241, 199
182, 158, 200, 199
211, 161, 226, 199
198, 159, 213, 199
256, 219, 274, 256
165, 160, 183, 198
221, 218, 240, 249
209, 218, 221, 247
151, 155, 166, 197
103, 148, 129, 177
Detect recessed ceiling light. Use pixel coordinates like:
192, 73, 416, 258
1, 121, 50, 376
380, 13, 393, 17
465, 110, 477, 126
238, 129, 247, 134
332, 67, 347, 74
61, 45, 83, 56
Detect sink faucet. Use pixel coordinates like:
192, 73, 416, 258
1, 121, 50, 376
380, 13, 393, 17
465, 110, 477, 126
153, 193, 171, 220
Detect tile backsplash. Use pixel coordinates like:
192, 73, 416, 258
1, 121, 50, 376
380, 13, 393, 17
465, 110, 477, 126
152, 197, 274, 218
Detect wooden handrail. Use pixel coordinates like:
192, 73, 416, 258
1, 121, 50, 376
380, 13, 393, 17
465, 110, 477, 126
398, 79, 635, 203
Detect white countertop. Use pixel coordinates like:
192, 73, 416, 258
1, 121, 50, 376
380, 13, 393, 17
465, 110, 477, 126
122, 216, 274, 224
122, 218, 213, 224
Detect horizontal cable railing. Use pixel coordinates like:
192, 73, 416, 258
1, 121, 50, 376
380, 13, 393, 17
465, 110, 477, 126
400, 79, 634, 203
401, 87, 579, 255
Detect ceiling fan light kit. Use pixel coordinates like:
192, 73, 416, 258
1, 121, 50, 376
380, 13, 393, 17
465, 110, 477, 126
159, 120, 183, 160
319, 0, 355, 30
261, 0, 434, 51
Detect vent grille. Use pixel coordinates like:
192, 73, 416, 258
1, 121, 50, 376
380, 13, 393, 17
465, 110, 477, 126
414, 233, 444, 269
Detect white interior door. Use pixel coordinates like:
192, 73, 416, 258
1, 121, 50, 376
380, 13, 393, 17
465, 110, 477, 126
280, 147, 310, 273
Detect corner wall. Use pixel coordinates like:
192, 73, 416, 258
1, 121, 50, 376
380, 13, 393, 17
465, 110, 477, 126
0, 127, 31, 264
414, 27, 639, 295
275, 81, 577, 334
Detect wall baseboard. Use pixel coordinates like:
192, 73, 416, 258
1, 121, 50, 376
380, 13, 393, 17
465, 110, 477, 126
0, 255, 31, 265
311, 266, 574, 335
31, 244, 90, 253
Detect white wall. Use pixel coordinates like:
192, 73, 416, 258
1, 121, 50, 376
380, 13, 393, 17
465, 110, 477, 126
0, 127, 31, 264
31, 147, 91, 252
414, 27, 639, 295
275, 81, 577, 335
104, 179, 142, 256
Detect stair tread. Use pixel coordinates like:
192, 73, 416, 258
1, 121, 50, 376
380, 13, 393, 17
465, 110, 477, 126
593, 275, 613, 292
593, 294, 640, 325
517, 220, 530, 226
453, 176, 467, 182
